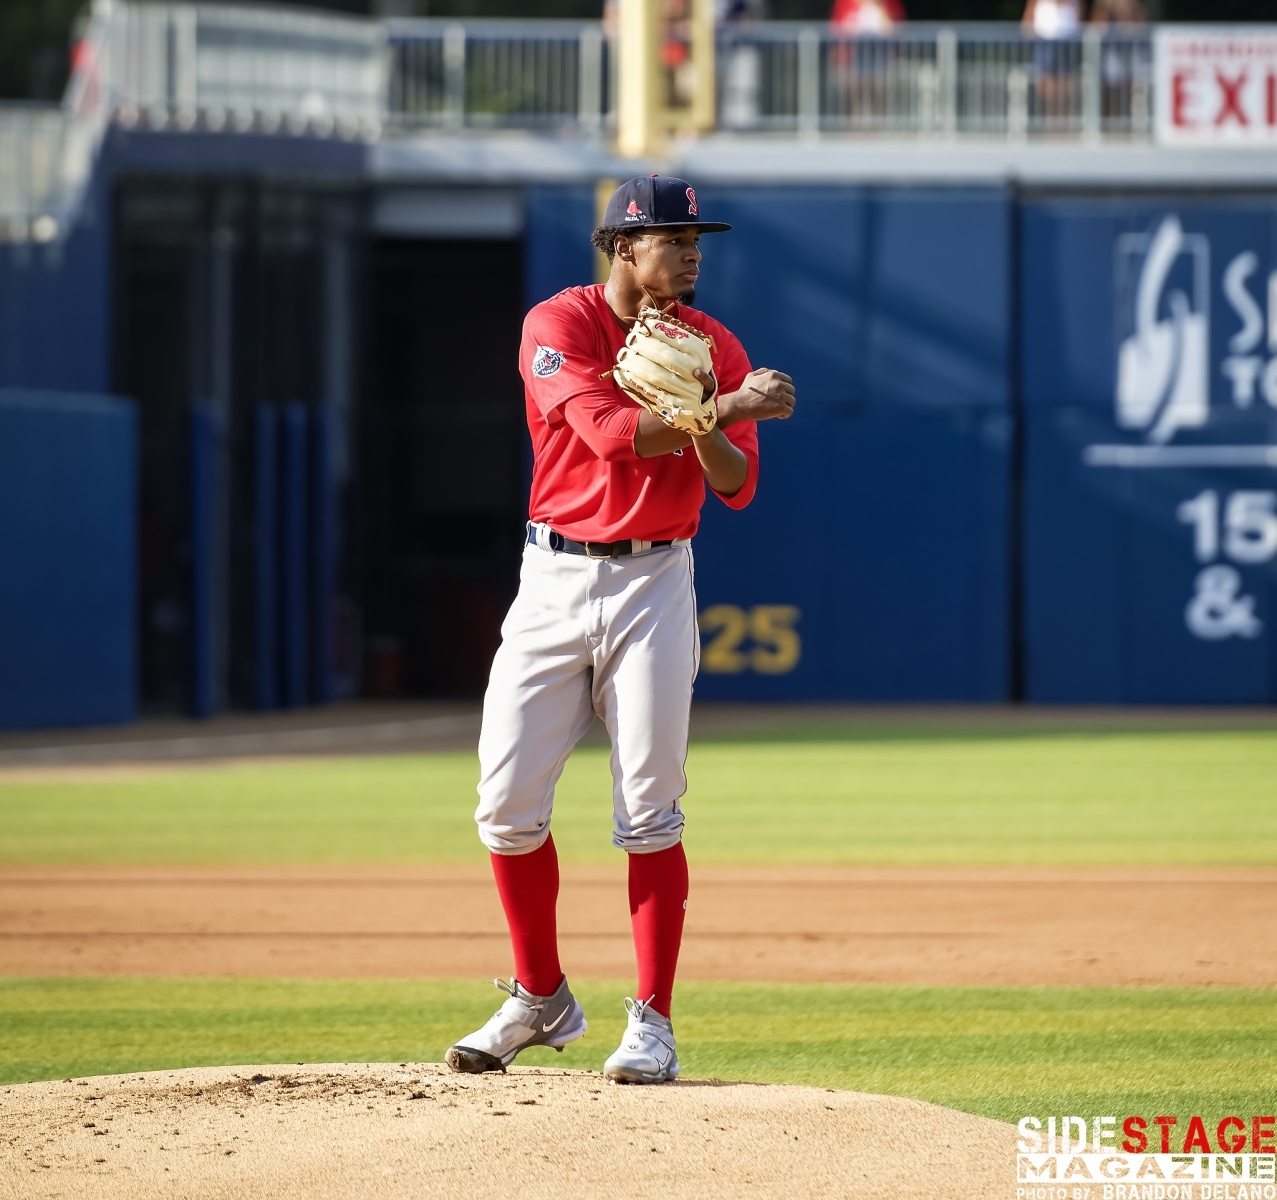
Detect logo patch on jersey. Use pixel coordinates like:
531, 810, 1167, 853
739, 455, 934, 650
686, 187, 698, 216
625, 200, 645, 222
532, 345, 564, 377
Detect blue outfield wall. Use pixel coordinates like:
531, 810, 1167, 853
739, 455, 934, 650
692, 187, 1011, 700
525, 185, 1013, 701
6, 172, 1271, 714
524, 185, 596, 303
1022, 198, 1277, 703
0, 179, 112, 394
0, 390, 137, 729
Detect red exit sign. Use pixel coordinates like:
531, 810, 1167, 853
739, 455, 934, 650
1155, 27, 1277, 146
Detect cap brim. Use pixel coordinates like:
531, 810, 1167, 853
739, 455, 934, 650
646, 221, 733, 233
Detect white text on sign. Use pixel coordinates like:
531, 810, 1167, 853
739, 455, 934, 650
1155, 28, 1277, 146
1177, 490, 1271, 640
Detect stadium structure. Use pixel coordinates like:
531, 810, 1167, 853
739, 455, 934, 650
2, 1, 1276, 728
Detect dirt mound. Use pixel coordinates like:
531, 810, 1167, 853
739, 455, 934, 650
0, 1063, 1015, 1199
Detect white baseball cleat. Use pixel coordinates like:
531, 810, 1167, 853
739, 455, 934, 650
445, 976, 587, 1074
603, 996, 680, 1084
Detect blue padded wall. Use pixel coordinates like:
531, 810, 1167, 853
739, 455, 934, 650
0, 390, 137, 728
1022, 198, 1277, 703
0, 179, 111, 394
688, 186, 1013, 700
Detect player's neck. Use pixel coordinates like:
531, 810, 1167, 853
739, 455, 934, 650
604, 274, 677, 322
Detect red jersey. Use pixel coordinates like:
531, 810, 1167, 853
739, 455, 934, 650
520, 284, 758, 542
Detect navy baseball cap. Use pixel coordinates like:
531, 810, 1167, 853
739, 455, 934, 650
601, 175, 731, 233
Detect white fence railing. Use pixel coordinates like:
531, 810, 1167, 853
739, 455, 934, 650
382, 20, 1153, 141
0, 0, 385, 242
105, 2, 385, 137
386, 19, 609, 134
712, 23, 1151, 139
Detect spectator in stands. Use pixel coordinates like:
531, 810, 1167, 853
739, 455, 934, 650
1022, 0, 1082, 129
830, 0, 905, 37
828, 0, 904, 129
720, 0, 767, 129
1090, 0, 1149, 128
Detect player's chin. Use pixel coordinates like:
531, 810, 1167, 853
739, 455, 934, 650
677, 286, 696, 306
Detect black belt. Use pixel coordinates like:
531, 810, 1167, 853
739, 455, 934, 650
527, 526, 675, 559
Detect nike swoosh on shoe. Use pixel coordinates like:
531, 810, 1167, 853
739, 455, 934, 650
541, 1009, 569, 1033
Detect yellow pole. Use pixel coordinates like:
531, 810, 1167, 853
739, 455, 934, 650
595, 177, 618, 283
689, 0, 715, 133
616, 0, 662, 158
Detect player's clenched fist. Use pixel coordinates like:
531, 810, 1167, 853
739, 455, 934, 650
717, 367, 796, 423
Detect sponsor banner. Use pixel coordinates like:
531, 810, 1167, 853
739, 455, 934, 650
1021, 198, 1277, 702
1102, 211, 1277, 648
1154, 26, 1277, 146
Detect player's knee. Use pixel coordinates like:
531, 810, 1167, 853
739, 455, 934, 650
612, 805, 685, 854
474, 793, 552, 854
476, 820, 550, 855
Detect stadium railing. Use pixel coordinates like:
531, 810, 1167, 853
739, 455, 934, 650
712, 22, 1150, 140
382, 19, 1151, 141
0, 105, 66, 243
0, 0, 386, 242
0, 1, 1165, 242
386, 18, 610, 135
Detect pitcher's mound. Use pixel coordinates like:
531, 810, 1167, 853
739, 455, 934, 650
1, 1064, 1015, 1200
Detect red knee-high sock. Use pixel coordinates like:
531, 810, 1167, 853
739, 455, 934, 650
489, 834, 563, 998
627, 842, 689, 1020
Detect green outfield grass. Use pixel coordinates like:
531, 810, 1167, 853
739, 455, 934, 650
4, 977, 1275, 1127
3, 725, 1275, 1121
2, 729, 1277, 864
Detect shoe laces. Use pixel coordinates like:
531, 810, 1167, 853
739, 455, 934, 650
624, 995, 673, 1036
624, 995, 658, 1023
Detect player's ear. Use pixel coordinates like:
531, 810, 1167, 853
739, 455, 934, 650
614, 233, 636, 264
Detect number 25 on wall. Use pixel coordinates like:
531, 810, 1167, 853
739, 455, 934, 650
698, 605, 802, 674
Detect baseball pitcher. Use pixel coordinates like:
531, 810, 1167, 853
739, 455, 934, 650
446, 175, 796, 1084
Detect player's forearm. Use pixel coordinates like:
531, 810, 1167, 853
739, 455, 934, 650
691, 428, 748, 496
713, 389, 748, 429
633, 410, 693, 458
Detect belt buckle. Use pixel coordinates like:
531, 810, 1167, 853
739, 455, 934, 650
583, 541, 614, 559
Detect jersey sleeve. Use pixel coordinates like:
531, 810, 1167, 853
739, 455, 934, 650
709, 325, 760, 509
522, 299, 644, 461
560, 391, 642, 462
521, 301, 616, 420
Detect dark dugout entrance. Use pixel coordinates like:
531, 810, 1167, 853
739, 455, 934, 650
359, 191, 528, 699
113, 178, 363, 716
113, 179, 527, 713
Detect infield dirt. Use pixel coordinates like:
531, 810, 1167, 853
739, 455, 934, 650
4, 863, 1276, 986
0, 1063, 1016, 1200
